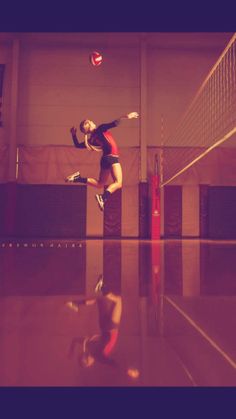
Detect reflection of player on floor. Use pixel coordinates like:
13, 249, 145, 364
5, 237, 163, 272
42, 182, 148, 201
65, 112, 139, 211
66, 274, 122, 367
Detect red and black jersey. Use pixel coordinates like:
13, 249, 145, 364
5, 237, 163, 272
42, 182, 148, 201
90, 120, 120, 156
86, 330, 118, 359
72, 119, 120, 156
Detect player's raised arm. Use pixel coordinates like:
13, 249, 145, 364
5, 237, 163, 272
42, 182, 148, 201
113, 112, 139, 124
70, 126, 86, 149
97, 112, 139, 132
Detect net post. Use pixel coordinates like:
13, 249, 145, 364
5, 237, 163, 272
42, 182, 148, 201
151, 154, 161, 240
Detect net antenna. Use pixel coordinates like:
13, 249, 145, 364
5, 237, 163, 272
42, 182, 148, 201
161, 32, 236, 187
154, 114, 164, 179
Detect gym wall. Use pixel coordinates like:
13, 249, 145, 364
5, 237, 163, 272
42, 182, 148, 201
0, 33, 235, 238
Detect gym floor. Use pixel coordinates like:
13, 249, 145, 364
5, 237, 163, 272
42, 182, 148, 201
0, 238, 235, 386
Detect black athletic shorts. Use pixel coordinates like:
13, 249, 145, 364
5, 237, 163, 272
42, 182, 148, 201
100, 155, 119, 170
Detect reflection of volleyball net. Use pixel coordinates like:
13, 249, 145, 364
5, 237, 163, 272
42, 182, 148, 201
161, 33, 236, 187
0, 64, 5, 126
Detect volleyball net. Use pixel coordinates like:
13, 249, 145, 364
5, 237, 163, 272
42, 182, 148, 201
160, 33, 236, 187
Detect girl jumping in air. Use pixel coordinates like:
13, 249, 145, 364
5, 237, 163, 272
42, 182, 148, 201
65, 112, 139, 211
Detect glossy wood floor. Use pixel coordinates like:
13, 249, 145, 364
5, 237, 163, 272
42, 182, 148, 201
0, 238, 235, 386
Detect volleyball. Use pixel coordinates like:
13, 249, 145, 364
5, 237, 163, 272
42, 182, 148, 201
90, 51, 102, 66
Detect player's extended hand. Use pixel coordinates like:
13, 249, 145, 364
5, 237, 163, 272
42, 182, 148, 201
70, 126, 77, 136
127, 112, 139, 119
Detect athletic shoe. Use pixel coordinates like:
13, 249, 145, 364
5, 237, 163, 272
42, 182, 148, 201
65, 171, 81, 182
65, 301, 79, 312
95, 274, 104, 293
95, 194, 104, 211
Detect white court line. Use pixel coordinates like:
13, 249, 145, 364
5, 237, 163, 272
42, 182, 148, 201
164, 296, 236, 370
172, 350, 197, 386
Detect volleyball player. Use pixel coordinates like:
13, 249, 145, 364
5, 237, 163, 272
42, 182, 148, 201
66, 274, 122, 367
65, 112, 139, 211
